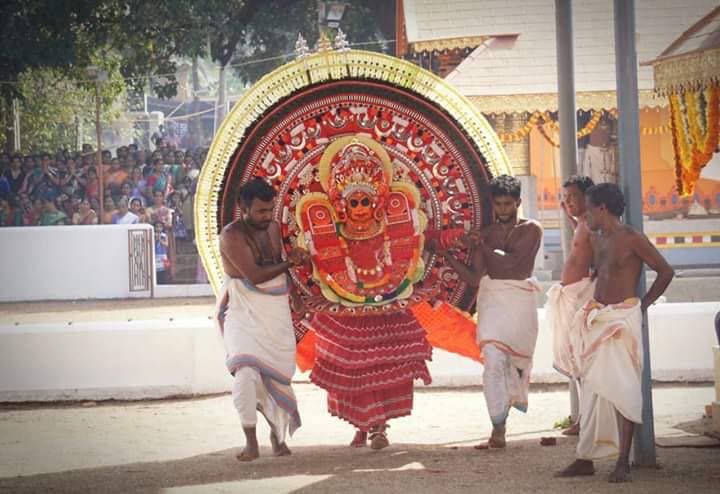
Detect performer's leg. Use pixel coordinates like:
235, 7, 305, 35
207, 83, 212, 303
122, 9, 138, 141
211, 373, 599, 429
556, 387, 595, 477
269, 425, 292, 456
563, 378, 581, 436
350, 429, 368, 447
482, 345, 508, 448
232, 367, 260, 461
608, 412, 634, 483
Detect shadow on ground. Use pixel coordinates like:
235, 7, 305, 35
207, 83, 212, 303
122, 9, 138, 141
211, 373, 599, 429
1, 436, 718, 494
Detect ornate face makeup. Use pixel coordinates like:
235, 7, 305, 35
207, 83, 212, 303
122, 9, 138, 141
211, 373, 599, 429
346, 190, 374, 224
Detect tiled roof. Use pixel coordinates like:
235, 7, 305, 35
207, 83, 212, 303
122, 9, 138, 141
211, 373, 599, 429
404, 0, 718, 96
655, 5, 720, 59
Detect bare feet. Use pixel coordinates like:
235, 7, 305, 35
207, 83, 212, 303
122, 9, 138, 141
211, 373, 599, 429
555, 459, 595, 477
369, 425, 389, 450
562, 422, 580, 436
236, 443, 260, 462
350, 430, 367, 448
608, 460, 631, 483
238, 426, 260, 462
270, 431, 292, 457
488, 424, 506, 448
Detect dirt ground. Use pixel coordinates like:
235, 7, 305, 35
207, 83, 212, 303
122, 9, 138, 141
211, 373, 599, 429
0, 385, 717, 494
1, 438, 718, 494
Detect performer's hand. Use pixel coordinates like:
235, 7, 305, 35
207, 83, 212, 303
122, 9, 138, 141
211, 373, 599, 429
288, 247, 310, 267
561, 201, 577, 224
425, 238, 446, 257
460, 230, 483, 248
560, 201, 571, 219
289, 288, 307, 314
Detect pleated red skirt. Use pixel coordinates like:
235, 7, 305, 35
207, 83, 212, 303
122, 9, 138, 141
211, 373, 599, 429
310, 311, 432, 431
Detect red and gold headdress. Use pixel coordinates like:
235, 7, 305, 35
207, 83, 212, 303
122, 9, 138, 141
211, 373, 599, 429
318, 135, 393, 222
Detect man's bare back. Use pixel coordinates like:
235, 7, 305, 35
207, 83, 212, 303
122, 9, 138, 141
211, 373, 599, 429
561, 219, 593, 285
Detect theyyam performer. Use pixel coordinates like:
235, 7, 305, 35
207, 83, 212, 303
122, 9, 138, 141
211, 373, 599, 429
297, 136, 432, 449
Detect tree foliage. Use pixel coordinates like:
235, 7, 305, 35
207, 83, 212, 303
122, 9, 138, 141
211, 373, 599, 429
1, 0, 395, 151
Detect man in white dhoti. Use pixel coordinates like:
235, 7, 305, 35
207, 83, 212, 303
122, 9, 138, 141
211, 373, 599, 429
545, 175, 595, 435
557, 183, 674, 482
581, 116, 618, 184
217, 178, 309, 462
433, 175, 542, 448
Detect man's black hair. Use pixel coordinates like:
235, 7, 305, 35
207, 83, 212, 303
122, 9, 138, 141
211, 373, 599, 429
236, 177, 277, 207
488, 174, 521, 200
563, 175, 595, 194
586, 182, 625, 217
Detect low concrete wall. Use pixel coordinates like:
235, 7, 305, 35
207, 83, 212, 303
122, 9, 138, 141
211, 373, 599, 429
0, 225, 153, 302
1, 302, 717, 402
0, 319, 229, 402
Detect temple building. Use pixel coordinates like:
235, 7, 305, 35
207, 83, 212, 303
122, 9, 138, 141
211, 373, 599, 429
396, 0, 720, 267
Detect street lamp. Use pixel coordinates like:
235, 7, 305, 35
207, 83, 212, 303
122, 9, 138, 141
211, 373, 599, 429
86, 66, 107, 224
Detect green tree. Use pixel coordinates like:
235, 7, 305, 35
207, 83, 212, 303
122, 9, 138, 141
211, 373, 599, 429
1, 0, 395, 151
0, 0, 105, 151
14, 60, 126, 154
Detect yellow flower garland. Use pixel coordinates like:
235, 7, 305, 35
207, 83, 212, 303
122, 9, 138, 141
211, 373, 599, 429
669, 84, 719, 195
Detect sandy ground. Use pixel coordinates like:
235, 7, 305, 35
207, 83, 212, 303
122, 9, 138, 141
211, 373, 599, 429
0, 384, 717, 493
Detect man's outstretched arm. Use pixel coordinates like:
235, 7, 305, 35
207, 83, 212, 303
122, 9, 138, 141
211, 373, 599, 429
427, 238, 487, 287
632, 232, 674, 312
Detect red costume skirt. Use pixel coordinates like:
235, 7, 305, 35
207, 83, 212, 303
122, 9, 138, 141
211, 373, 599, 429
309, 310, 432, 431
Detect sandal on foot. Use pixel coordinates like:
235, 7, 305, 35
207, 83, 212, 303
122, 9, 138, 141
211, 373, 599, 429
369, 426, 389, 450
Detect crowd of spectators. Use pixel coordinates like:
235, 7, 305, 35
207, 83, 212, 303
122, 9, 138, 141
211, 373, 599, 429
0, 141, 208, 283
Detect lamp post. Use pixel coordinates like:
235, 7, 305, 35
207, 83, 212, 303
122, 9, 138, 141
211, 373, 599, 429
87, 66, 107, 224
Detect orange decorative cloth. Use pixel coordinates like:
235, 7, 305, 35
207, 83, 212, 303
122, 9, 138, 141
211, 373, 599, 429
410, 301, 481, 362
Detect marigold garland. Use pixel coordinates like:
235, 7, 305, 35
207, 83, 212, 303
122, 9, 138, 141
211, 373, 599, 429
497, 112, 542, 143
498, 107, 676, 149
497, 110, 604, 145
669, 83, 720, 195
640, 124, 671, 135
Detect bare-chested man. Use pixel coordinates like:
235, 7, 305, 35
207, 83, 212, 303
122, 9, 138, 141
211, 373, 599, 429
546, 175, 596, 435
557, 183, 674, 482
431, 175, 542, 448
217, 178, 309, 461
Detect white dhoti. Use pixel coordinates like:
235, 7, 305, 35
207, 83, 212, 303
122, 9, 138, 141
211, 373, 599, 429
546, 278, 595, 378
582, 144, 618, 184
476, 276, 541, 425
216, 274, 301, 443
572, 299, 643, 460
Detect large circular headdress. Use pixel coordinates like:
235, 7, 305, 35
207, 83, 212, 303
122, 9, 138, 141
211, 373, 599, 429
196, 49, 511, 312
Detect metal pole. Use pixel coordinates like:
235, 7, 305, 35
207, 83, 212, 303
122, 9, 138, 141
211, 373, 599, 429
216, 64, 226, 129
95, 80, 104, 225
614, 0, 655, 467
12, 98, 21, 152
555, 0, 580, 422
554, 0, 579, 261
